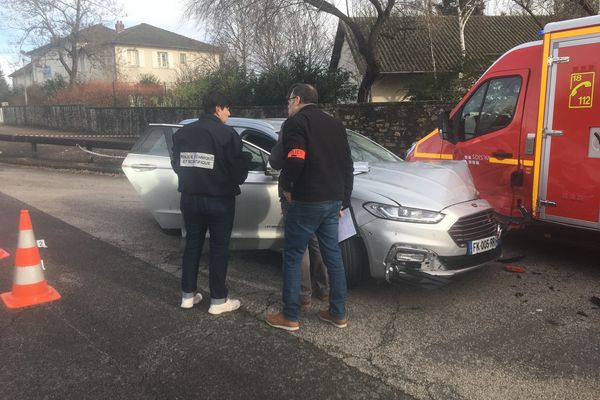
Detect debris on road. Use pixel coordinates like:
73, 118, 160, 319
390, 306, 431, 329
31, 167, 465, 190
590, 296, 600, 307
504, 265, 526, 273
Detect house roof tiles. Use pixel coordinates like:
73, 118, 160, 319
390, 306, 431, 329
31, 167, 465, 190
25, 23, 222, 56
331, 16, 549, 74
114, 23, 223, 53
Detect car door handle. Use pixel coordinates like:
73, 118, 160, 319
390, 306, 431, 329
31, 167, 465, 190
491, 151, 513, 159
130, 163, 157, 172
594, 132, 600, 146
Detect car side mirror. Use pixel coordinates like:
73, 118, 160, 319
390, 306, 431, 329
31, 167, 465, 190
438, 111, 457, 144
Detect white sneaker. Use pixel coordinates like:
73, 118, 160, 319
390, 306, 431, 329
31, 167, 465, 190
208, 298, 241, 315
180, 293, 203, 309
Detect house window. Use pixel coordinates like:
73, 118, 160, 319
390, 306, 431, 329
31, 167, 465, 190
180, 53, 187, 65
127, 49, 139, 66
157, 52, 169, 68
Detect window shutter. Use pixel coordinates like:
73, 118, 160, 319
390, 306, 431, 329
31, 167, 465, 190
138, 50, 144, 67
167, 52, 173, 68
152, 52, 158, 68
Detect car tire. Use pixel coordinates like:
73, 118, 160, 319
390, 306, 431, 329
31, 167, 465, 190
339, 236, 368, 288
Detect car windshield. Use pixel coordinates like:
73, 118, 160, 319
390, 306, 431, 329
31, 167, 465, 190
347, 130, 401, 163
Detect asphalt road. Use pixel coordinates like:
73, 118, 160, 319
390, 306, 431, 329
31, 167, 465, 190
0, 163, 599, 400
0, 178, 409, 400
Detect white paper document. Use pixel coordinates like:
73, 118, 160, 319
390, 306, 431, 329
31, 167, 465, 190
338, 208, 357, 242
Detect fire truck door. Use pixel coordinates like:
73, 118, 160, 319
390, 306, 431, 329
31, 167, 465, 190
539, 36, 600, 230
452, 72, 528, 217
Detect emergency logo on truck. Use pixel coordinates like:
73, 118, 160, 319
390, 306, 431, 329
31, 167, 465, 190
180, 152, 215, 169
569, 72, 595, 109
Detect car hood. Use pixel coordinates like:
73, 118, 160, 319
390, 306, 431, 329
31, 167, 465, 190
354, 160, 478, 211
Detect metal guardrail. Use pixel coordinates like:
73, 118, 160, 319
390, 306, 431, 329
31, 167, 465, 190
0, 133, 134, 149
0, 133, 135, 160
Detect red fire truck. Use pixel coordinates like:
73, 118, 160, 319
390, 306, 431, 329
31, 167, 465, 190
407, 15, 600, 232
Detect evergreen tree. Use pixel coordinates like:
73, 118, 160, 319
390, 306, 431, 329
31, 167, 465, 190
0, 68, 10, 102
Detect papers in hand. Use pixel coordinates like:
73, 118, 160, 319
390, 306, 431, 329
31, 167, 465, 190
338, 208, 357, 242
353, 162, 369, 175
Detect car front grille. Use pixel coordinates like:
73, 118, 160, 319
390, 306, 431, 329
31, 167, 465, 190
448, 210, 498, 247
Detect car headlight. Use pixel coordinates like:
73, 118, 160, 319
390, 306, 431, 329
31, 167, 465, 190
363, 202, 445, 224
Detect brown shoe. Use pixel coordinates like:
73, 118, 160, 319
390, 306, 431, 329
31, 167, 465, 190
318, 292, 330, 302
300, 299, 311, 310
265, 312, 300, 331
318, 309, 347, 328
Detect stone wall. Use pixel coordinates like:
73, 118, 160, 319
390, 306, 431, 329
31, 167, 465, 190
1, 101, 452, 155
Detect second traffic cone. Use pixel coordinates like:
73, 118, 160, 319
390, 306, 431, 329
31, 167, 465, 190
1, 210, 61, 309
0, 248, 9, 260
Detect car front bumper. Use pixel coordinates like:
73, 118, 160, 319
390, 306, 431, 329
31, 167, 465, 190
359, 199, 501, 282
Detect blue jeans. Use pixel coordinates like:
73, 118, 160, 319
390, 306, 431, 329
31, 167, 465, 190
283, 200, 347, 321
180, 194, 235, 301
281, 199, 329, 302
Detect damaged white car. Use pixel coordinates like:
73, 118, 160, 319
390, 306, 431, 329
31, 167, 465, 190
122, 118, 501, 287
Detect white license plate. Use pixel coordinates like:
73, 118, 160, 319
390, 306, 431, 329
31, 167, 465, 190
469, 236, 497, 255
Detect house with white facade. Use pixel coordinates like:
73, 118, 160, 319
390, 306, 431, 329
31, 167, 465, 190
9, 21, 222, 88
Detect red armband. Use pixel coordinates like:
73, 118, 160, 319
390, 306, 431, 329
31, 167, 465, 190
287, 149, 306, 160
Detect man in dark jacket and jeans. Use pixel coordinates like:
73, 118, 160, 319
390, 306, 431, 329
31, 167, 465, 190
171, 91, 250, 314
269, 131, 330, 309
266, 83, 354, 331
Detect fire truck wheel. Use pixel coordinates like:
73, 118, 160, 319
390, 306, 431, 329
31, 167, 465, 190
339, 236, 369, 288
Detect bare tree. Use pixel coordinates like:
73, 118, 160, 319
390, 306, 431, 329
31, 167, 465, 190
184, 0, 394, 102
184, 0, 334, 73
574, 0, 600, 14
299, 0, 396, 102
511, 0, 546, 27
510, 0, 598, 22
0, 0, 121, 87
454, 0, 484, 61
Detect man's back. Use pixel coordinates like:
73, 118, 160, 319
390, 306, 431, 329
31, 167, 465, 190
281, 105, 353, 206
171, 115, 248, 196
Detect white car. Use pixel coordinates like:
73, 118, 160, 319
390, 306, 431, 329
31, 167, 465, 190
123, 118, 501, 287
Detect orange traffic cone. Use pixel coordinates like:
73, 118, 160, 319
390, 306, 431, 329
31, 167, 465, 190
0, 248, 9, 260
1, 210, 61, 309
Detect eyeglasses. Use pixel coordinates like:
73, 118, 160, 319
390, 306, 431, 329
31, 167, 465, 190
287, 95, 298, 103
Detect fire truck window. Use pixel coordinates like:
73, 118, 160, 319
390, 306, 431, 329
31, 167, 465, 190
477, 76, 522, 135
460, 83, 488, 140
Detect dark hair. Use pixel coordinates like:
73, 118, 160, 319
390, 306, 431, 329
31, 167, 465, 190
202, 91, 231, 114
287, 83, 318, 104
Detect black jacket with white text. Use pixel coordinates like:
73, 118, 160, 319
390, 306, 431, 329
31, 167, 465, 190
171, 115, 250, 196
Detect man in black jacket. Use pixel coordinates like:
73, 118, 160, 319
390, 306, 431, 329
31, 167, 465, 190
269, 130, 330, 309
171, 91, 250, 314
266, 83, 354, 331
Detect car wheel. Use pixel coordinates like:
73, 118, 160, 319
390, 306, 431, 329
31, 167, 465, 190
339, 236, 368, 288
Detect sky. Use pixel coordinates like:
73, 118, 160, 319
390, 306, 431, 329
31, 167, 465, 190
0, 0, 208, 82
